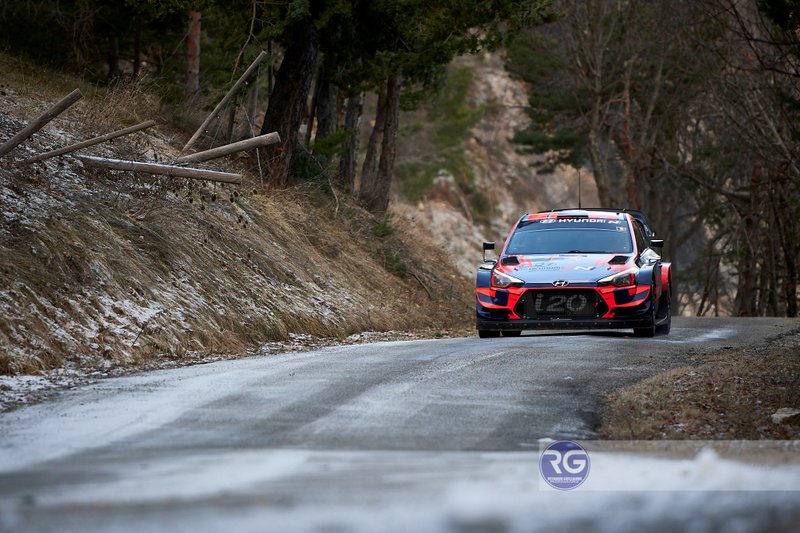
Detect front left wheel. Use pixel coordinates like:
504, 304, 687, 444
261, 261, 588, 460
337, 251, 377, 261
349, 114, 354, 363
633, 285, 657, 337
656, 288, 671, 335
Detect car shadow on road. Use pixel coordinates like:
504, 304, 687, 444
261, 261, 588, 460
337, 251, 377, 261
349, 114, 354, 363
515, 330, 634, 339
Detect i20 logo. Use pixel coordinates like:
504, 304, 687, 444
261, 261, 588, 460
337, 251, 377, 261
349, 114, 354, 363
539, 440, 590, 490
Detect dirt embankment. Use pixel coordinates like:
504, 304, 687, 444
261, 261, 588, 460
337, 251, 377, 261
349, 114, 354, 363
0, 54, 472, 376
600, 329, 800, 440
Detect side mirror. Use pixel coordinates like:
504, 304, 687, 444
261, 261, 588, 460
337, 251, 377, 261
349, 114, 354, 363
650, 239, 664, 249
483, 241, 496, 262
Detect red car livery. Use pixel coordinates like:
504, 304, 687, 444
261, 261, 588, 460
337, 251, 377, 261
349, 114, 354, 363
476, 209, 672, 338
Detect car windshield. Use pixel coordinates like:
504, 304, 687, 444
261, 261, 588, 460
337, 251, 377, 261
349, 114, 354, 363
506, 221, 633, 254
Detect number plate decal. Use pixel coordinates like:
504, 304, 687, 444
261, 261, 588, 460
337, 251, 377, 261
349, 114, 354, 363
521, 291, 597, 318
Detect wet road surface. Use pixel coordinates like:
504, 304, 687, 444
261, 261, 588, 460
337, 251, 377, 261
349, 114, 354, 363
1, 317, 799, 532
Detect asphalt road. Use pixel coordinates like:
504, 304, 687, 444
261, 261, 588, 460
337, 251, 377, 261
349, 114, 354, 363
1, 317, 799, 532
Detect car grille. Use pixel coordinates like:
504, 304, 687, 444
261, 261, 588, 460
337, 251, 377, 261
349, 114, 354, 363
514, 290, 604, 319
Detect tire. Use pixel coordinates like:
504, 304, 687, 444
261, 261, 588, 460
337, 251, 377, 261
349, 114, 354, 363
656, 289, 671, 335
478, 330, 500, 338
633, 286, 657, 338
501, 330, 522, 337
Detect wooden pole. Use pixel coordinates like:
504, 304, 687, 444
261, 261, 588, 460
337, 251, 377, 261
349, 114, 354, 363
0, 89, 83, 159
181, 50, 267, 153
175, 132, 280, 164
77, 155, 242, 184
13, 120, 157, 167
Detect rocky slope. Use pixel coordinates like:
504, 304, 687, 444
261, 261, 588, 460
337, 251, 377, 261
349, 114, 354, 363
395, 52, 598, 278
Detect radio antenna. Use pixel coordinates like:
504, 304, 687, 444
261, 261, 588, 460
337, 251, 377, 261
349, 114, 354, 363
578, 169, 582, 209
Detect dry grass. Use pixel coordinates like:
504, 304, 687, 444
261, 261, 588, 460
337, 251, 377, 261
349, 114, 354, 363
74, 75, 160, 134
0, 54, 473, 376
0, 51, 159, 143
0, 53, 94, 103
600, 332, 800, 440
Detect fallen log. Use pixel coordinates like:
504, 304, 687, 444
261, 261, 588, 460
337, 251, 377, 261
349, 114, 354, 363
13, 120, 157, 167
77, 155, 242, 184
175, 131, 280, 164
181, 50, 268, 153
0, 89, 83, 159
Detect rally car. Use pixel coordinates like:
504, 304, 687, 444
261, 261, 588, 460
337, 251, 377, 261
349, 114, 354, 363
476, 208, 672, 338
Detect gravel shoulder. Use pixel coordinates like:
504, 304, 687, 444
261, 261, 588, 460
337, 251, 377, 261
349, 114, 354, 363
599, 325, 800, 439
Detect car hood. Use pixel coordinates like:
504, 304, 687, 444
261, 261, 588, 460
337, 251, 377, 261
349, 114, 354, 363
500, 253, 634, 285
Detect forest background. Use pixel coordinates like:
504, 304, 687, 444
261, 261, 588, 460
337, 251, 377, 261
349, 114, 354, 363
1, 0, 798, 319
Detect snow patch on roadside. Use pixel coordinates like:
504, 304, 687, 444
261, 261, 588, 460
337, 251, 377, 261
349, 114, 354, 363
0, 330, 444, 412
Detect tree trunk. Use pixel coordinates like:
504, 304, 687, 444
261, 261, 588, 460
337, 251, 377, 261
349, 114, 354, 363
734, 162, 761, 316
315, 78, 338, 143
336, 90, 346, 129
362, 75, 400, 214
587, 129, 613, 206
734, 238, 755, 316
784, 242, 798, 317
573, 0, 614, 208
314, 77, 338, 166
133, 15, 141, 77
239, 82, 258, 139
338, 93, 362, 192
359, 91, 386, 195
185, 9, 201, 106
259, 20, 319, 187
107, 34, 121, 83
765, 204, 780, 316
305, 71, 322, 146
267, 41, 274, 95
620, 63, 641, 210
225, 103, 236, 144
775, 184, 799, 317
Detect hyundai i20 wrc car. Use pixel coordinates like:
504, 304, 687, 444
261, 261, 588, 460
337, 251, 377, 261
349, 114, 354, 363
476, 209, 672, 338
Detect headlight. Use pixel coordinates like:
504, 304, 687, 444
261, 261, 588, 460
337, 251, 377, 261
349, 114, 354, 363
492, 270, 524, 288
599, 269, 637, 287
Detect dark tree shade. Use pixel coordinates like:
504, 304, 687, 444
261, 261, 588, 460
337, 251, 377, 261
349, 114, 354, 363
259, 18, 319, 187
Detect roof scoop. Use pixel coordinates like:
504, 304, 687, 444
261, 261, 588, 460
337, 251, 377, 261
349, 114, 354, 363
608, 255, 630, 265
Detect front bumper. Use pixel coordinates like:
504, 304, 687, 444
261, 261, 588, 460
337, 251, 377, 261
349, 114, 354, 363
476, 316, 653, 331
475, 284, 654, 331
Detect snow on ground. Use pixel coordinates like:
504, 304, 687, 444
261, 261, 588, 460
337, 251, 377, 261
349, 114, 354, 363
0, 369, 88, 411
0, 330, 434, 412
0, 445, 797, 532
